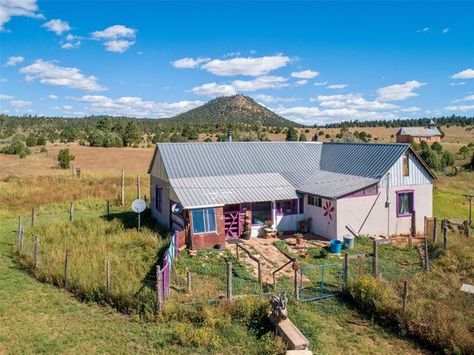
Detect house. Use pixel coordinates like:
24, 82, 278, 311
148, 141, 436, 250
396, 120, 442, 143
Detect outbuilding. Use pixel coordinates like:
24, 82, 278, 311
148, 141, 435, 249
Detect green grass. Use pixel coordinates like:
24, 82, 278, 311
434, 172, 474, 220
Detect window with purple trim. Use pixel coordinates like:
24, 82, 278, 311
275, 199, 298, 215
155, 186, 163, 212
396, 191, 414, 217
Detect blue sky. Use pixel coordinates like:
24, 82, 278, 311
0, 0, 473, 125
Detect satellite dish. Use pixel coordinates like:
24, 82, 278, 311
131, 199, 146, 213
171, 203, 184, 215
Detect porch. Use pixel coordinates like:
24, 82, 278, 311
223, 198, 305, 239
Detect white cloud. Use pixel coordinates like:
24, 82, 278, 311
0, 94, 14, 100
48, 94, 58, 99
190, 82, 237, 96
451, 69, 474, 80
42, 19, 70, 35
442, 28, 450, 34
191, 76, 288, 97
453, 94, 474, 103
171, 57, 210, 69
201, 55, 290, 76
314, 81, 328, 87
399, 106, 421, 113
92, 25, 136, 53
327, 84, 348, 89
253, 94, 298, 104
74, 95, 203, 117
61, 41, 81, 49
291, 70, 319, 79
20, 59, 104, 91
10, 99, 32, 107
450, 81, 466, 86
296, 80, 308, 86
0, 78, 7, 83
0, 0, 43, 31
312, 94, 398, 110
103, 40, 135, 53
444, 105, 474, 112
4, 56, 24, 66
376, 80, 425, 101
417, 27, 430, 33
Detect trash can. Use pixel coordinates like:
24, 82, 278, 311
343, 235, 355, 250
329, 239, 342, 254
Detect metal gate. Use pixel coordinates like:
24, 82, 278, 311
300, 263, 343, 301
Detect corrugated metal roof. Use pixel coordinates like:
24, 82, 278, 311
396, 127, 441, 137
171, 173, 298, 208
158, 142, 323, 187
320, 142, 409, 179
153, 141, 413, 208
296, 171, 379, 199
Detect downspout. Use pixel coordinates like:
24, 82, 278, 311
385, 172, 391, 238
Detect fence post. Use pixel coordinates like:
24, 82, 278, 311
121, 169, 125, 207
64, 249, 69, 287
433, 217, 438, 243
410, 210, 416, 238
236, 244, 239, 261
69, 202, 74, 222
105, 259, 111, 294
16, 216, 21, 250
226, 261, 233, 300
343, 253, 349, 283
464, 221, 471, 238
372, 239, 378, 278
19, 223, 24, 253
156, 265, 162, 314
257, 261, 262, 292
136, 175, 141, 199
424, 238, 430, 272
442, 219, 448, 249
34, 236, 39, 270
293, 264, 299, 300
106, 200, 110, 217
186, 268, 191, 293
402, 280, 408, 316
31, 207, 35, 227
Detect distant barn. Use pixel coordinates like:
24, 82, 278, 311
396, 120, 442, 143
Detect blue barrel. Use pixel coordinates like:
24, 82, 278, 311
329, 239, 342, 254
343, 235, 355, 250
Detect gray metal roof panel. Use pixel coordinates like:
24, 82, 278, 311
320, 142, 409, 179
296, 171, 379, 199
396, 127, 441, 137
170, 172, 298, 208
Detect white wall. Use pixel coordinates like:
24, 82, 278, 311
304, 198, 338, 240
381, 150, 433, 187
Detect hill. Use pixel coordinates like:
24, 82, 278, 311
164, 95, 301, 127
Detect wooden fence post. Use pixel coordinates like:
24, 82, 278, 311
442, 219, 448, 249
293, 265, 299, 300
106, 200, 110, 217
464, 221, 471, 238
433, 217, 438, 243
31, 207, 35, 227
236, 244, 239, 261
64, 249, 69, 287
257, 261, 262, 292
424, 238, 430, 272
121, 169, 125, 207
343, 253, 349, 283
411, 210, 416, 238
17, 216, 21, 249
19, 223, 24, 253
186, 268, 191, 293
156, 265, 162, 314
34, 236, 39, 270
136, 175, 141, 199
372, 239, 379, 278
69, 202, 74, 222
106, 260, 111, 294
226, 261, 233, 300
402, 280, 408, 316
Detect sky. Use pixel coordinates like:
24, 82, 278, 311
0, 0, 474, 125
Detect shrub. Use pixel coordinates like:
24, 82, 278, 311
298, 133, 307, 141
431, 142, 443, 153
57, 148, 75, 169
40, 147, 48, 153
325, 134, 331, 139
26, 135, 38, 147
0, 136, 31, 157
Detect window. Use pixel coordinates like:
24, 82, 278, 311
396, 191, 414, 217
403, 153, 410, 177
308, 195, 322, 207
251, 202, 272, 225
276, 199, 297, 215
191, 208, 216, 234
155, 186, 163, 211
